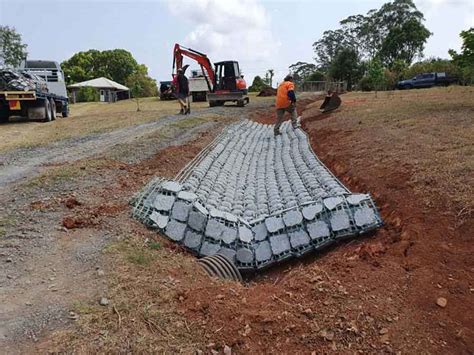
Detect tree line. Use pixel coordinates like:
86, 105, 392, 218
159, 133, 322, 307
249, 0, 473, 91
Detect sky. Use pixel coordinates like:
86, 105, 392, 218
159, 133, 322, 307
1, 0, 473, 84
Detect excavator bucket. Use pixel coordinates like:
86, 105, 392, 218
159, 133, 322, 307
320, 92, 341, 113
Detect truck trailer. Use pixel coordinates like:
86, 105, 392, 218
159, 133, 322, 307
0, 60, 69, 123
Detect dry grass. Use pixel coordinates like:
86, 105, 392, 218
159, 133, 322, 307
51, 233, 216, 353
0, 93, 269, 153
306, 86, 474, 220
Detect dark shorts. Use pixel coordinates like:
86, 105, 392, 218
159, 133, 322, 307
177, 93, 188, 100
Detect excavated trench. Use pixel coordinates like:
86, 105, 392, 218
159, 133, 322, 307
132, 119, 382, 278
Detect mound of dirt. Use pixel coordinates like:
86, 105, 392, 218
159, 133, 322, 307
257, 86, 277, 96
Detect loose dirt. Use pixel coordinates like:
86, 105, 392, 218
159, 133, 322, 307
0, 89, 472, 354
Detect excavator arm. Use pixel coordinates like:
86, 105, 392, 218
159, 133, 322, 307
173, 43, 215, 92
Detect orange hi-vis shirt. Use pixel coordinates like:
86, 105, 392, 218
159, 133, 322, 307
276, 81, 295, 109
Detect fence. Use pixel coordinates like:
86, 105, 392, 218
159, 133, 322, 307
296, 81, 347, 93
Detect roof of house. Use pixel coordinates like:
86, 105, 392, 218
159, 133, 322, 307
68, 77, 129, 91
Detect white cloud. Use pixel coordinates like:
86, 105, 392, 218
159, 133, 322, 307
166, 0, 278, 79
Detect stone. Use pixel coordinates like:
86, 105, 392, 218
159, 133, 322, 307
283, 210, 303, 227
161, 181, 182, 193
188, 210, 207, 232
265, 216, 285, 233
255, 241, 272, 262
436, 297, 447, 308
194, 201, 208, 215
302, 203, 323, 220
205, 219, 224, 241
177, 190, 198, 202
330, 211, 350, 232
252, 222, 268, 241
323, 196, 344, 210
222, 226, 238, 244
223, 345, 232, 355
238, 225, 253, 243
347, 194, 368, 205
154, 194, 175, 212
379, 328, 389, 335
166, 219, 187, 241
99, 297, 109, 306
218, 248, 236, 262
269, 234, 291, 255
171, 201, 191, 222
184, 230, 202, 249
307, 221, 330, 239
289, 230, 311, 249
354, 207, 376, 227
150, 211, 169, 229
200, 242, 221, 256
236, 248, 254, 264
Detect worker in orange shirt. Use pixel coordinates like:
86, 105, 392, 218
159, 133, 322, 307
274, 74, 298, 136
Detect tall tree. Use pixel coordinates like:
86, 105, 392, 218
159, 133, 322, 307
312, 29, 356, 70
249, 75, 266, 92
0, 26, 28, 68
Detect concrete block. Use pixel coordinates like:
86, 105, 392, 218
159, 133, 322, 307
218, 248, 236, 262
347, 194, 369, 205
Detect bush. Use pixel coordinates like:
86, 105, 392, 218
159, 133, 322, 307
358, 76, 373, 91
75, 87, 98, 102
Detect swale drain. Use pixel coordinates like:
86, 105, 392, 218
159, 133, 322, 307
132, 119, 383, 279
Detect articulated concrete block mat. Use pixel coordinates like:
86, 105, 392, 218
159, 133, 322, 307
132, 120, 382, 270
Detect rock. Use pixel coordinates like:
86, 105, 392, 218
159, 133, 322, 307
319, 329, 334, 341
99, 297, 109, 306
223, 345, 232, 355
379, 328, 389, 335
436, 297, 447, 308
6, 257, 12, 263
97, 269, 105, 276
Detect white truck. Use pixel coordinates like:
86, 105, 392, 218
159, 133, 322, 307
0, 60, 69, 123
188, 69, 210, 102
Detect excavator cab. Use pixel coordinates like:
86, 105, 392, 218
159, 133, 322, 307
214, 61, 246, 93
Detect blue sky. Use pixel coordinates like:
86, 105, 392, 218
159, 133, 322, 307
1, 0, 473, 84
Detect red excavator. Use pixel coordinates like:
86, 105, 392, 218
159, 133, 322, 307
172, 43, 249, 107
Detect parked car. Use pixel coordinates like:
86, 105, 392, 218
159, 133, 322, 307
159, 81, 175, 100
397, 72, 457, 90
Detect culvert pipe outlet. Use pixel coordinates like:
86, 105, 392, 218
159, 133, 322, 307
198, 254, 243, 282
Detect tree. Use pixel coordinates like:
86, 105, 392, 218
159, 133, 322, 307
367, 59, 386, 94
329, 47, 363, 89
248, 75, 266, 92
313, 29, 356, 70
314, 0, 431, 70
61, 49, 139, 85
305, 71, 326, 82
264, 69, 274, 87
449, 28, 474, 84
289, 61, 318, 82
0, 26, 28, 68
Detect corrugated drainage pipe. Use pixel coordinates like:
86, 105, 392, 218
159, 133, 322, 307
198, 254, 243, 282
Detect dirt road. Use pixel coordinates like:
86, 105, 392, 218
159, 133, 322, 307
0, 89, 472, 354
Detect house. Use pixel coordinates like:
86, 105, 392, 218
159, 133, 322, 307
68, 77, 130, 103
